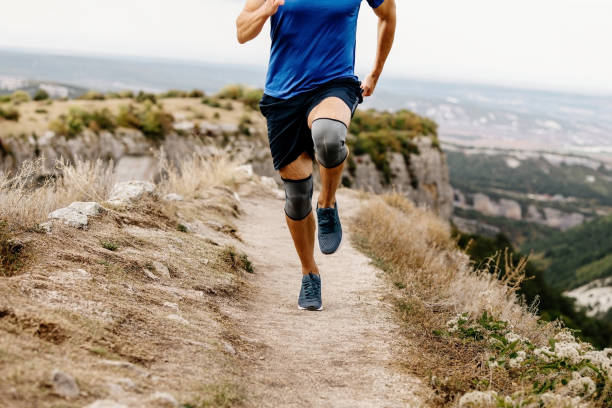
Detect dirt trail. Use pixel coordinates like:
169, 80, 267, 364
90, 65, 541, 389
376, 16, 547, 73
236, 190, 427, 408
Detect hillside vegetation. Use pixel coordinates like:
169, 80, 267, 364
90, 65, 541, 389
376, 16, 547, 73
523, 215, 612, 290
353, 193, 612, 407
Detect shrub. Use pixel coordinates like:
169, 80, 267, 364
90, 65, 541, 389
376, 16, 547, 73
202, 97, 222, 108
0, 106, 20, 121
50, 107, 116, 138
118, 90, 134, 99
10, 90, 30, 104
242, 88, 263, 110
0, 94, 10, 103
217, 84, 245, 100
79, 90, 106, 100
188, 89, 205, 98
135, 91, 157, 104
160, 89, 188, 98
33, 89, 50, 101
116, 102, 174, 141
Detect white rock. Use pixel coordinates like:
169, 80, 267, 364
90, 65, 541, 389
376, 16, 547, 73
173, 121, 195, 132
51, 369, 79, 399
163, 193, 184, 202
147, 392, 179, 408
143, 269, 159, 280
273, 189, 285, 200
260, 176, 278, 190
236, 164, 253, 178
84, 400, 128, 408
166, 314, 189, 325
152, 261, 171, 278
68, 201, 103, 216
222, 341, 236, 355
108, 181, 156, 205
163, 302, 179, 311
48, 207, 88, 228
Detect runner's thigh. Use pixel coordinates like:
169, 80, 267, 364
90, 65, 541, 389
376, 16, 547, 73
307, 97, 351, 129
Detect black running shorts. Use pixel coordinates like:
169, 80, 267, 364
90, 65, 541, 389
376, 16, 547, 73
259, 77, 363, 171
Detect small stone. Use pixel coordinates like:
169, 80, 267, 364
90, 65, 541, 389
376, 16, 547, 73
116, 378, 136, 390
84, 400, 128, 408
68, 201, 103, 216
152, 261, 171, 278
273, 189, 285, 201
147, 392, 179, 408
222, 341, 236, 355
51, 369, 79, 399
48, 207, 88, 228
163, 193, 184, 202
143, 269, 159, 280
166, 314, 189, 325
163, 301, 179, 311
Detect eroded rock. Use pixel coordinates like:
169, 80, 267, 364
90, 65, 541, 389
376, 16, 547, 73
51, 369, 79, 399
48, 207, 88, 228
108, 181, 156, 205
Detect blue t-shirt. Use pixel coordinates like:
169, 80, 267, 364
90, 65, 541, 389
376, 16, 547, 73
265, 0, 384, 99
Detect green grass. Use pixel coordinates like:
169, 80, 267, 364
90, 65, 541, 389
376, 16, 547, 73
182, 382, 245, 408
100, 240, 119, 251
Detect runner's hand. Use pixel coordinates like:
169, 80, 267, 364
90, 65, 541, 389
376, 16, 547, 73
361, 72, 379, 97
263, 0, 285, 17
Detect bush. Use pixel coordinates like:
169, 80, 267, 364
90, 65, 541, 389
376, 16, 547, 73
0, 94, 10, 103
118, 90, 134, 99
188, 89, 205, 98
202, 97, 222, 108
135, 91, 157, 104
0, 106, 20, 121
217, 84, 245, 100
79, 90, 106, 100
11, 90, 30, 104
117, 102, 174, 141
50, 107, 116, 138
33, 89, 50, 101
242, 88, 263, 110
160, 89, 188, 98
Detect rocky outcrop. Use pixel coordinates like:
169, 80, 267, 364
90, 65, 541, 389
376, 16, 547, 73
346, 138, 454, 220
1, 122, 453, 220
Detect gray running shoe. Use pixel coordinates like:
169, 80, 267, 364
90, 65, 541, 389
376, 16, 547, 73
298, 272, 322, 311
317, 202, 342, 255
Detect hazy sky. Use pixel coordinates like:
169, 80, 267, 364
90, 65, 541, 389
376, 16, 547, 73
2, 0, 611, 93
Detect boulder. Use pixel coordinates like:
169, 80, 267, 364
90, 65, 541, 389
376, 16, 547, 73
68, 202, 103, 216
114, 156, 158, 183
108, 181, 156, 205
152, 261, 171, 279
48, 207, 88, 229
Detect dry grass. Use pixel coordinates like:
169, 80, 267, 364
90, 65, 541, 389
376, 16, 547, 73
0, 156, 257, 407
0, 158, 115, 230
352, 193, 555, 405
159, 152, 249, 199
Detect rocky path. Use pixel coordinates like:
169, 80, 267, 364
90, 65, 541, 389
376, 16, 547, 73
236, 190, 426, 408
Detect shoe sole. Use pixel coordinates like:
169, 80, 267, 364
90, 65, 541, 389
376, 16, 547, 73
298, 305, 324, 311
320, 232, 343, 256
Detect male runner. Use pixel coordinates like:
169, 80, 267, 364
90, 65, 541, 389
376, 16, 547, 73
236, 0, 396, 311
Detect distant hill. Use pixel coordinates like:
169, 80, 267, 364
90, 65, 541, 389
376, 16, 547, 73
523, 214, 612, 290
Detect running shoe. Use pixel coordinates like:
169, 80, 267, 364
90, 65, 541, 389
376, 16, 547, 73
316, 202, 342, 255
298, 272, 322, 311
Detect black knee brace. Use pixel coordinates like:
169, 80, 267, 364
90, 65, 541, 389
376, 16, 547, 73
311, 118, 349, 168
283, 175, 313, 220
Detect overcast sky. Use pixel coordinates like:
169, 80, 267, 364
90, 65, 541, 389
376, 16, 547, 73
1, 0, 611, 94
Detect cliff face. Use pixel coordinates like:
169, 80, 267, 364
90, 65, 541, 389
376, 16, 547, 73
1, 120, 453, 221
346, 138, 454, 220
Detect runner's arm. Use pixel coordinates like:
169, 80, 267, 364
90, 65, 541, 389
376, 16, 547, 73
361, 0, 397, 96
236, 0, 285, 44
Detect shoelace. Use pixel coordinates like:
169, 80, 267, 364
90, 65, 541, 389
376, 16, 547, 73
318, 209, 337, 234
302, 276, 320, 300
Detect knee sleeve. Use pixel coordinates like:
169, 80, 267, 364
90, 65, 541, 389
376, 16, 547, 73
283, 175, 313, 221
311, 118, 348, 168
